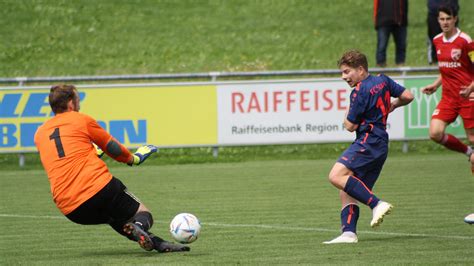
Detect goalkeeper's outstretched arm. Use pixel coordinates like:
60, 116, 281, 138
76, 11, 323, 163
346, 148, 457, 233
84, 114, 157, 165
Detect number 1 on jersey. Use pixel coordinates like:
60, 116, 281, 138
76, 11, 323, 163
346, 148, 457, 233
49, 128, 65, 158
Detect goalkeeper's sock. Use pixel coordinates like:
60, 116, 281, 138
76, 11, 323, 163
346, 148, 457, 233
440, 134, 469, 154
341, 204, 359, 233
343, 175, 379, 209
133, 211, 154, 232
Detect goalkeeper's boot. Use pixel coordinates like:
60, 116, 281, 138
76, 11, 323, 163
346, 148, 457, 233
150, 234, 190, 253
123, 222, 154, 251
322, 232, 358, 244
465, 213, 474, 224
370, 201, 393, 228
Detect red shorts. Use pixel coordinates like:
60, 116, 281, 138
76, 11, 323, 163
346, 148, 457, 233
432, 99, 474, 129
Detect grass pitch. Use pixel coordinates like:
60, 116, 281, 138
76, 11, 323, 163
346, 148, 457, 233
1, 152, 473, 265
2, 0, 474, 77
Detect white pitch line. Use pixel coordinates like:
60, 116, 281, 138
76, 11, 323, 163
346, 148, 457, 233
203, 222, 474, 240
1, 213, 473, 241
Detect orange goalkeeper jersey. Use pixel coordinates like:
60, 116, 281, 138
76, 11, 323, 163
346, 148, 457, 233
34, 111, 133, 215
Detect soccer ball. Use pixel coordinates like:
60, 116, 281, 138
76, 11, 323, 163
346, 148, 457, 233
169, 213, 201, 244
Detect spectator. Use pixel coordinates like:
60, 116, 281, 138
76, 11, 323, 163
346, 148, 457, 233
427, 0, 459, 64
373, 0, 408, 67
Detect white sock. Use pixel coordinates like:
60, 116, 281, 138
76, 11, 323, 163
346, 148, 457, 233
467, 146, 473, 157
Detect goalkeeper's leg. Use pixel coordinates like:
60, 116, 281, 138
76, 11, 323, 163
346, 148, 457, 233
105, 179, 156, 251
110, 204, 189, 253
110, 207, 155, 251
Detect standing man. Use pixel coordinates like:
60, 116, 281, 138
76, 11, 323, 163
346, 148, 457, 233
374, 0, 408, 67
324, 50, 413, 244
34, 84, 189, 253
421, 6, 474, 224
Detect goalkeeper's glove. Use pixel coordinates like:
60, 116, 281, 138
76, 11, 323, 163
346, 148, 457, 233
129, 145, 158, 166
92, 143, 105, 158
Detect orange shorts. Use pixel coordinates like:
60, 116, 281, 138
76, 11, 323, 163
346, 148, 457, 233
432, 99, 474, 129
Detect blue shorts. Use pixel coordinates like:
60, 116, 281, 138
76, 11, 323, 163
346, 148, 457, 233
337, 140, 388, 189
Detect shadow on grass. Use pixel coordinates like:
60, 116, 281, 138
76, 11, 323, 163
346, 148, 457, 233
360, 235, 429, 242
81, 248, 206, 257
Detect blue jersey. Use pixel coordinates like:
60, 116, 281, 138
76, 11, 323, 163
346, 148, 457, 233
346, 74, 405, 143
338, 74, 405, 187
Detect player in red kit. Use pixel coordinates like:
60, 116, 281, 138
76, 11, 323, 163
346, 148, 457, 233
421, 6, 474, 224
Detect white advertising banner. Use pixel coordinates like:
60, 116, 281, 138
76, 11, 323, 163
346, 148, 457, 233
217, 80, 405, 145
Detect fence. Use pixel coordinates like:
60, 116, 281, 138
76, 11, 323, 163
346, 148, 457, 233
1, 66, 450, 166
0, 66, 439, 85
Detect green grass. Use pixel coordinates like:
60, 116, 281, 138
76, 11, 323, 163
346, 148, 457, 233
1, 0, 474, 78
1, 153, 473, 264
0, 140, 453, 170
1, 1, 474, 264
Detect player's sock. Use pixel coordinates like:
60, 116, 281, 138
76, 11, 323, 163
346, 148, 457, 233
440, 134, 469, 154
343, 175, 379, 209
341, 204, 359, 233
133, 211, 154, 231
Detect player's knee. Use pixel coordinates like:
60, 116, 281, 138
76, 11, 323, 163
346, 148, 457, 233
328, 163, 350, 189
328, 172, 342, 187
428, 130, 443, 143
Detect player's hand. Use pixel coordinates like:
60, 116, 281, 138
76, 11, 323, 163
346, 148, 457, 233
460, 84, 474, 98
128, 145, 158, 166
421, 84, 438, 95
92, 143, 105, 158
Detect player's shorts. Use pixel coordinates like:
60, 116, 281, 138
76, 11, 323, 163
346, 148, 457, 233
337, 140, 388, 189
66, 177, 141, 225
432, 99, 474, 129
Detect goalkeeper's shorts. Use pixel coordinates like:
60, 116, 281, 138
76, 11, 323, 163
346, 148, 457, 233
66, 177, 141, 225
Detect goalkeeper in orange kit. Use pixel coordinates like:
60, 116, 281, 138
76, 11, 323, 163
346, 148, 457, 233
34, 84, 189, 253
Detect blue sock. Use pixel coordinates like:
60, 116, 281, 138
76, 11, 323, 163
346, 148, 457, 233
343, 175, 380, 209
341, 204, 359, 233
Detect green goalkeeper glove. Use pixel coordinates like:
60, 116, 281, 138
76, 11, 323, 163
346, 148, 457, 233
92, 143, 105, 158
129, 145, 158, 166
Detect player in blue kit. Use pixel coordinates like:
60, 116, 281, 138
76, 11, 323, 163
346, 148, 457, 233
323, 50, 414, 244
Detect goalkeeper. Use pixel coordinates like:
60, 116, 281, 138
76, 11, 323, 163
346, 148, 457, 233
34, 84, 189, 253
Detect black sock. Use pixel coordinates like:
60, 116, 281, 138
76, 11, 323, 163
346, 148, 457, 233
134, 211, 154, 231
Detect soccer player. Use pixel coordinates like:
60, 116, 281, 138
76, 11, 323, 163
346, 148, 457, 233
421, 6, 474, 174
323, 50, 414, 244
420, 6, 474, 224
34, 84, 189, 253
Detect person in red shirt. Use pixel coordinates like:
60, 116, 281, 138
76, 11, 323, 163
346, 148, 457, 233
34, 84, 189, 253
421, 6, 474, 224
